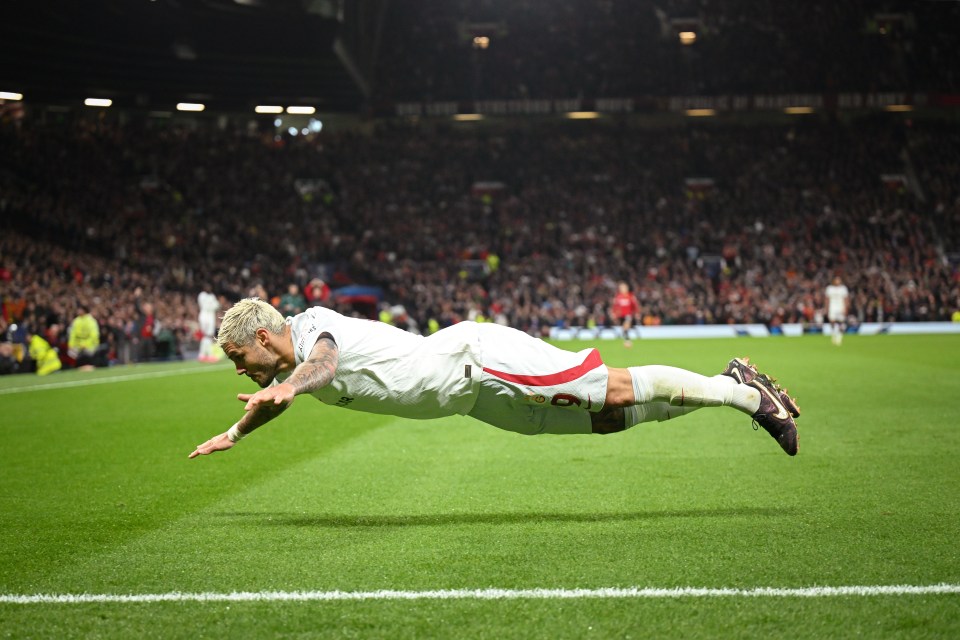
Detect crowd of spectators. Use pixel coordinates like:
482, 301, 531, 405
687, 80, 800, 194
1, 111, 958, 374
374, 0, 960, 104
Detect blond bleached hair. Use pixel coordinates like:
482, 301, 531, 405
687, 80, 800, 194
217, 298, 286, 349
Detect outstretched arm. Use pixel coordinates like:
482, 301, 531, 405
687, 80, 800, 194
188, 398, 288, 458
188, 334, 339, 458
239, 332, 340, 411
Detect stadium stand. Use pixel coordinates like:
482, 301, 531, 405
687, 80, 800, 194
1, 112, 958, 371
1, 1, 958, 372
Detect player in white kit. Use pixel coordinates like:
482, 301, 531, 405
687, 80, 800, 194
824, 276, 850, 346
189, 299, 801, 458
197, 289, 221, 361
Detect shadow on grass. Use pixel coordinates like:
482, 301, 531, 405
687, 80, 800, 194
215, 507, 794, 528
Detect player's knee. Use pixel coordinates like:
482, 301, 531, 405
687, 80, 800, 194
590, 409, 626, 435
604, 368, 636, 407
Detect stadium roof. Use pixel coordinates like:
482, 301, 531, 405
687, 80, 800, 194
0, 0, 366, 112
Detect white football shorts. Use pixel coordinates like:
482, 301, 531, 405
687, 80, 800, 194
467, 323, 609, 435
199, 311, 217, 337
827, 307, 846, 323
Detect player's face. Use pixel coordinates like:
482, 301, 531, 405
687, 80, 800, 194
224, 342, 278, 388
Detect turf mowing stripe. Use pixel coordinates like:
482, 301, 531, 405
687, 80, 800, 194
3, 584, 959, 604
0, 365, 229, 395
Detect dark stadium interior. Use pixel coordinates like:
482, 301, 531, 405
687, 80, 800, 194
5, 1, 960, 110
1, 0, 959, 372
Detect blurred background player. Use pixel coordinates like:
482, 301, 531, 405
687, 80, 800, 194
825, 276, 850, 346
611, 282, 641, 347
197, 287, 221, 362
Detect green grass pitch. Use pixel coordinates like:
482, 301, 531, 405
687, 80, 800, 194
1, 334, 959, 638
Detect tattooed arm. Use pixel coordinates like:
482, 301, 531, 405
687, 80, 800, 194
237, 333, 339, 413
281, 333, 340, 396
189, 334, 339, 458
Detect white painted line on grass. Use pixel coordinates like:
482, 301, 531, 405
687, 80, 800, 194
2, 584, 959, 604
0, 365, 229, 395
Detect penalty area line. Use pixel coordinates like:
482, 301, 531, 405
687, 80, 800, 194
3, 584, 959, 604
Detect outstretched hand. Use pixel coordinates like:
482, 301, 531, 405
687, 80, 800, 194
189, 384, 295, 460
188, 432, 235, 459
238, 382, 297, 413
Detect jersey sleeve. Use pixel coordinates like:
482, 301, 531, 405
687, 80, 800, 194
289, 308, 342, 365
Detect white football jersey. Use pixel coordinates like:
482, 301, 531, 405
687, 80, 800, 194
825, 284, 849, 319
197, 291, 220, 315
276, 307, 482, 419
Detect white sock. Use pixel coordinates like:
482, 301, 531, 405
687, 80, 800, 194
628, 366, 759, 416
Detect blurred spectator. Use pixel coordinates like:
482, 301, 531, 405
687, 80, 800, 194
0, 341, 19, 375
133, 290, 158, 363
279, 283, 307, 316
305, 278, 330, 307
67, 303, 101, 370
26, 325, 62, 376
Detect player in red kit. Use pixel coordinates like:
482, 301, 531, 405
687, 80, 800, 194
611, 282, 641, 348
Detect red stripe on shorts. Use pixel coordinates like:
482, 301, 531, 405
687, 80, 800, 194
482, 348, 604, 387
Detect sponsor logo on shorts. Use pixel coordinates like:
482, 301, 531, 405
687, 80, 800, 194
525, 393, 583, 408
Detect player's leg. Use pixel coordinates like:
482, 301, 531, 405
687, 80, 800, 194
607, 365, 757, 413
198, 312, 215, 360
468, 374, 594, 435
468, 323, 608, 435
620, 315, 633, 348
827, 313, 842, 345
722, 357, 800, 418
590, 402, 701, 434
606, 362, 799, 455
